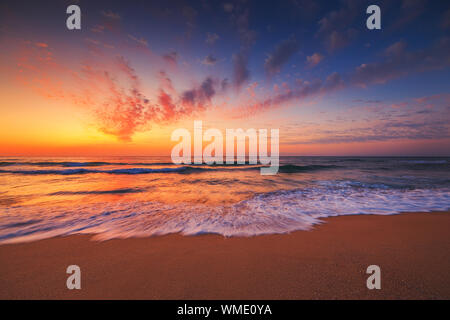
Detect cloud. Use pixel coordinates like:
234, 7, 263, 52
206, 32, 219, 45
158, 71, 175, 95
390, 0, 427, 31
92, 68, 225, 139
235, 72, 344, 117
234, 36, 450, 118
414, 93, 450, 105
84, 38, 114, 51
284, 94, 450, 145
82, 66, 225, 140
128, 34, 148, 47
326, 29, 358, 52
232, 51, 250, 89
181, 77, 217, 110
264, 38, 299, 76
91, 25, 105, 33
88, 56, 154, 141
13, 40, 223, 141
101, 10, 121, 20
157, 90, 177, 121
247, 82, 258, 98
227, 6, 257, 89
301, 119, 450, 144
352, 99, 382, 104
316, 0, 360, 51
85, 38, 101, 46
162, 51, 178, 67
306, 53, 324, 68
201, 54, 218, 66
94, 70, 227, 139
234, 10, 257, 47
221, 78, 230, 91
350, 38, 450, 87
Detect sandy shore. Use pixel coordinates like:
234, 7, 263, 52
0, 211, 449, 299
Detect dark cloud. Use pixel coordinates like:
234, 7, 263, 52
162, 51, 178, 66
227, 6, 257, 89
316, 0, 360, 51
221, 78, 230, 91
264, 38, 299, 76
234, 10, 257, 47
228, 33, 450, 119
200, 78, 215, 99
350, 38, 450, 86
181, 77, 217, 109
390, 0, 427, 31
232, 51, 250, 89
201, 54, 218, 66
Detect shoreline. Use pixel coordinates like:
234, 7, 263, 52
1, 211, 449, 299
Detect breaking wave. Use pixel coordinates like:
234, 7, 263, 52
0, 182, 448, 243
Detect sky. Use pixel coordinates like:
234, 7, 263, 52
0, 0, 449, 156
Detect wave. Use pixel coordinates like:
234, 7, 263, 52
0, 182, 448, 243
0, 164, 338, 175
0, 161, 174, 167
0, 161, 274, 168
0, 167, 190, 175
400, 160, 447, 164
49, 187, 147, 195
278, 164, 338, 173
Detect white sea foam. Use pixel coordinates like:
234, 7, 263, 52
0, 182, 448, 243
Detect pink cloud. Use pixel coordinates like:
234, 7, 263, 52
306, 53, 324, 68
13, 40, 225, 141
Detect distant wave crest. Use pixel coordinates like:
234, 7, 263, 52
0, 164, 338, 175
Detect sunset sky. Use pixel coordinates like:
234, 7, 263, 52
0, 0, 449, 156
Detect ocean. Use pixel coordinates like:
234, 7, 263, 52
0, 156, 449, 243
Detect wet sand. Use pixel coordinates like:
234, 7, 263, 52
0, 212, 449, 299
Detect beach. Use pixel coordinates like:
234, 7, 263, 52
1, 211, 449, 300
